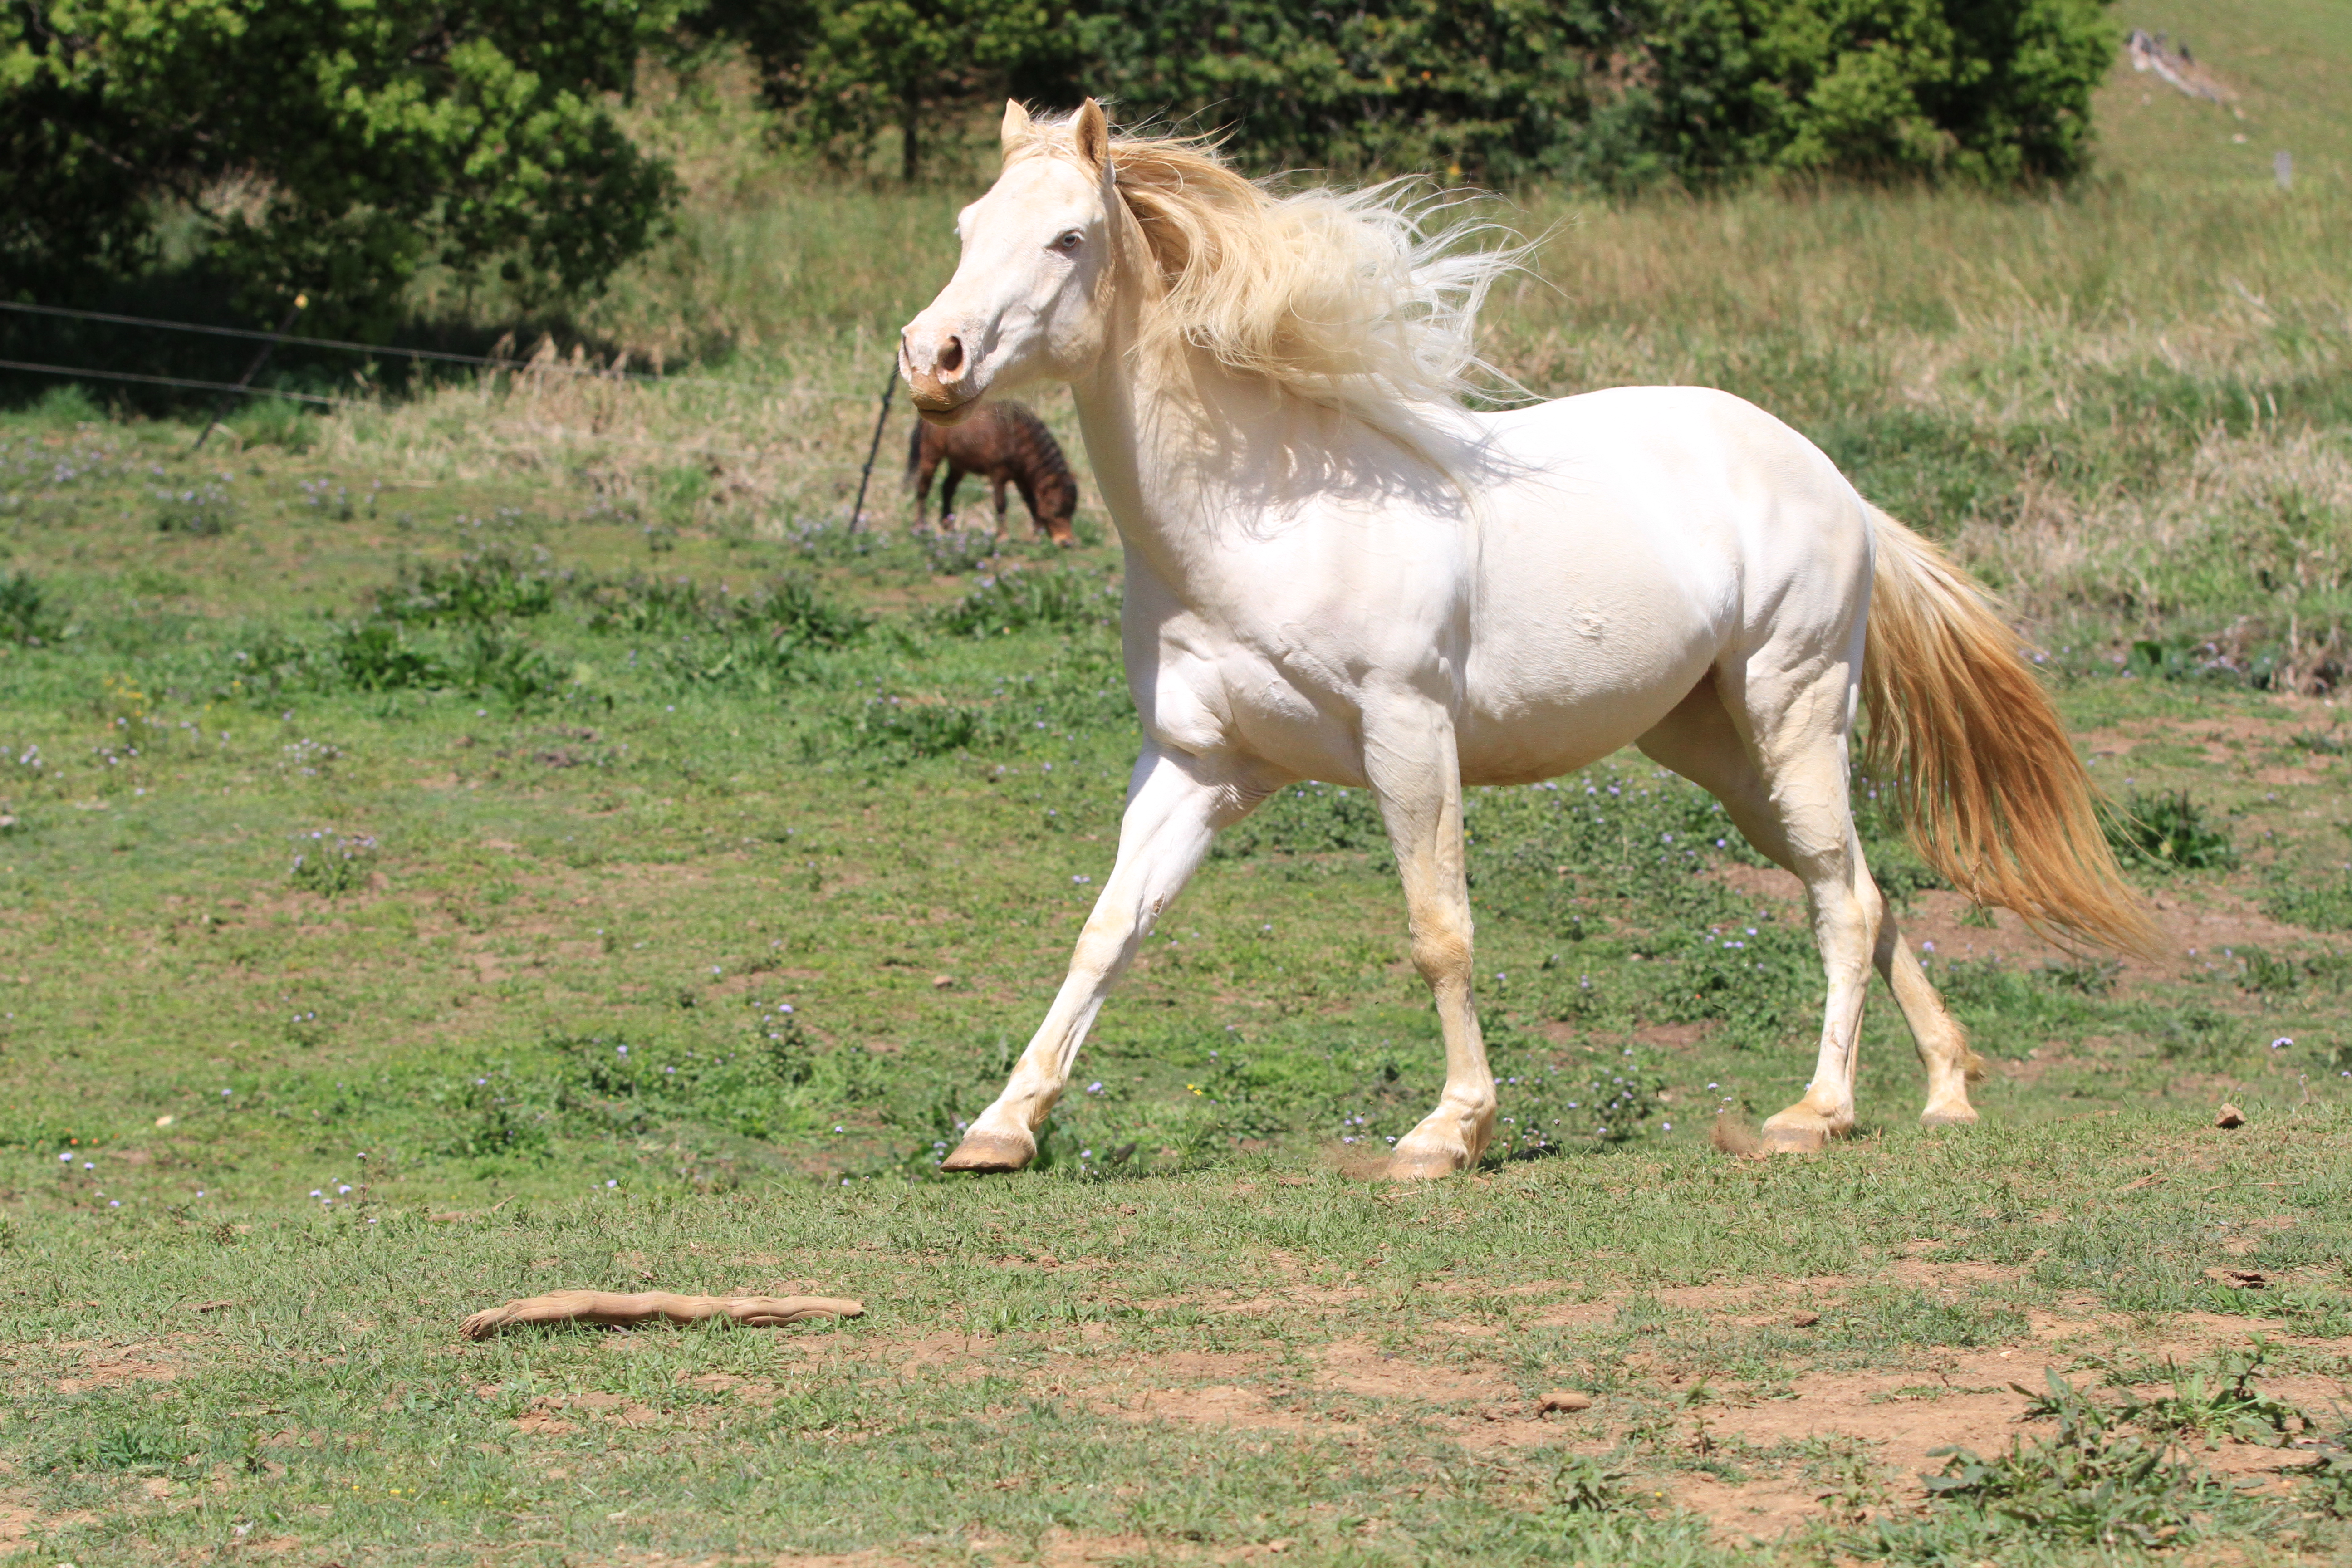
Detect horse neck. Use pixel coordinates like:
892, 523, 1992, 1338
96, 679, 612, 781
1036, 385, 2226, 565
1069, 326, 1361, 593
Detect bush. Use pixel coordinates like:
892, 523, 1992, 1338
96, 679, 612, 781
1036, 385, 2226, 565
1, 0, 681, 323
1632, 0, 2115, 186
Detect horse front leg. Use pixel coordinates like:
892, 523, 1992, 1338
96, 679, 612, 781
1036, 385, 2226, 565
941, 745, 1257, 1172
1365, 704, 1496, 1179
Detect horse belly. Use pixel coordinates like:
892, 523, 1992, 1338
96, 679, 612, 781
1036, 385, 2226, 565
1455, 449, 1732, 784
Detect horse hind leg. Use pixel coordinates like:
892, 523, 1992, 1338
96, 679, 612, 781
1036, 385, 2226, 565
1880, 921, 1983, 1126
1638, 670, 1904, 1152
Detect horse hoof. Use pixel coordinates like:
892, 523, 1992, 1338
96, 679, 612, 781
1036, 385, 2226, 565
1385, 1146, 1469, 1181
1920, 1105, 1979, 1129
1757, 1119, 1830, 1154
937, 1131, 1035, 1173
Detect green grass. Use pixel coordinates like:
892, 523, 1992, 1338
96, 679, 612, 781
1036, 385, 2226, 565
4, 12, 2352, 1563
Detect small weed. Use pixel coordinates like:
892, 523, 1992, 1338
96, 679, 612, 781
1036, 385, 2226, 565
380, 544, 556, 624
2104, 789, 2237, 872
1552, 1453, 1635, 1514
152, 480, 237, 536
289, 832, 378, 898
0, 571, 64, 646
2267, 873, 2352, 933
914, 526, 1003, 576
931, 567, 1116, 637
2088, 1344, 2309, 1446
1918, 1371, 2226, 1547
2038, 956, 2121, 995
2292, 1435, 2352, 1519
55, 1418, 184, 1474
332, 623, 446, 691
456, 628, 565, 709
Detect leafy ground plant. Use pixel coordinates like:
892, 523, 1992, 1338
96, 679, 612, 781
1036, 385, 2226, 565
1911, 1372, 2232, 1549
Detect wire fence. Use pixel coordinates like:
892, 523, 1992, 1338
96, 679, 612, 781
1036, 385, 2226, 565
0, 296, 924, 514
0, 298, 872, 402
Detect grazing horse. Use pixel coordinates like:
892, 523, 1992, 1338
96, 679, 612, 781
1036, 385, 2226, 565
906, 399, 1079, 543
899, 100, 2151, 1179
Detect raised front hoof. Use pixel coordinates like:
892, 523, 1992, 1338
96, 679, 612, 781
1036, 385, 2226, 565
1920, 1104, 1980, 1129
1756, 1114, 1837, 1154
937, 1130, 1035, 1173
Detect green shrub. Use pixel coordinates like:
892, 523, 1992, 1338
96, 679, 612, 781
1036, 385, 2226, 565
1215, 781, 1389, 858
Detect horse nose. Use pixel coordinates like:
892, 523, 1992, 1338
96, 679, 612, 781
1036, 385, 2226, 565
901, 327, 968, 385
902, 322, 975, 412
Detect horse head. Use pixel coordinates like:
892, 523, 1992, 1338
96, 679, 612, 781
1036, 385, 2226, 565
899, 99, 1122, 425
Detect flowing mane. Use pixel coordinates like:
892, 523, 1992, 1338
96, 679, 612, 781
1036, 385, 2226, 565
1006, 113, 1522, 423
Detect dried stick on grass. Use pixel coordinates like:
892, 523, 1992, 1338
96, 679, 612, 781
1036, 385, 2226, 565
461, 1290, 864, 1341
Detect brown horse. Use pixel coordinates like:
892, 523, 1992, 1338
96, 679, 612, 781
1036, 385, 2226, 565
905, 400, 1078, 544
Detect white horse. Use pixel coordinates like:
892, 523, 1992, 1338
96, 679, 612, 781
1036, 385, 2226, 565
901, 100, 2148, 1177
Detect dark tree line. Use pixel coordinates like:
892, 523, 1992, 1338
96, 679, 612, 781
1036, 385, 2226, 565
1, 0, 2115, 324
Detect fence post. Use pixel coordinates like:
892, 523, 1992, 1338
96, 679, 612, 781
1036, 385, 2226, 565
192, 293, 309, 452
848, 361, 899, 532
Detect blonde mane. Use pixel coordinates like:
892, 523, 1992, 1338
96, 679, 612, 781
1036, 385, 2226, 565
1007, 113, 1524, 428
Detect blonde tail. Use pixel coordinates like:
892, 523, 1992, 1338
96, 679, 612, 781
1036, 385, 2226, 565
1862, 507, 2156, 956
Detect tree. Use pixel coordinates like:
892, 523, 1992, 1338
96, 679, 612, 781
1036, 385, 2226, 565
1058, 0, 2114, 187
0, 1, 686, 324
1633, 0, 2117, 185
709, 0, 1061, 181
1068, 0, 1620, 185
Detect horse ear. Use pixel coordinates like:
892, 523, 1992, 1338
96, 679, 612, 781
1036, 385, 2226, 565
1072, 98, 1110, 172
1001, 100, 1034, 155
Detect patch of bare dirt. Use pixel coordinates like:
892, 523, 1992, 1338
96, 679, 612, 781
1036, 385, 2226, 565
48, 1339, 190, 1394
1316, 1338, 1509, 1403
512, 1389, 664, 1434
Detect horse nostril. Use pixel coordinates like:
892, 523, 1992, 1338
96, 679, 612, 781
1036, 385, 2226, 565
937, 336, 965, 376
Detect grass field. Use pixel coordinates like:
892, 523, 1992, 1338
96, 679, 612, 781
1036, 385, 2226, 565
3, 15, 2352, 1564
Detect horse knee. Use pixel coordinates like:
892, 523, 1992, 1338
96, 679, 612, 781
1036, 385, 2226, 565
1409, 921, 1473, 990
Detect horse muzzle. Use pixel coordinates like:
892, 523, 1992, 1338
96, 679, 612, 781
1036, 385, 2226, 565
900, 328, 982, 421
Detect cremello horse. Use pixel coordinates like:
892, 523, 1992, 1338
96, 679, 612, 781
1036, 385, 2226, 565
902, 101, 2149, 1178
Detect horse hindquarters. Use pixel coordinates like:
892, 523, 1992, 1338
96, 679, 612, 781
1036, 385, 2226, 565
1636, 671, 1965, 1148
